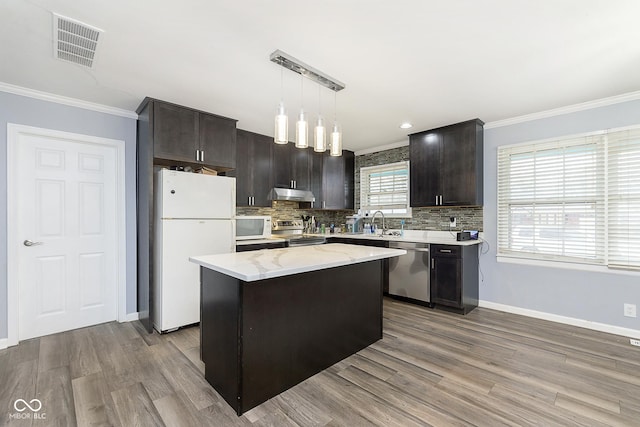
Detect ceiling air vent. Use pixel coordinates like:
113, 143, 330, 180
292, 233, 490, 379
53, 13, 103, 68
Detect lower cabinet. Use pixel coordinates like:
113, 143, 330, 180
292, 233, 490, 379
430, 244, 479, 314
328, 237, 389, 293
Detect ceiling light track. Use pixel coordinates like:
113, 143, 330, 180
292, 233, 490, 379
270, 50, 345, 92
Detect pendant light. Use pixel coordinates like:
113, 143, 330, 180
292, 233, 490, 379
295, 74, 308, 148
314, 84, 326, 152
274, 67, 288, 144
330, 90, 342, 156
269, 50, 345, 152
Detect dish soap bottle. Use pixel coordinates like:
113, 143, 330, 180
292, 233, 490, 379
400, 219, 405, 237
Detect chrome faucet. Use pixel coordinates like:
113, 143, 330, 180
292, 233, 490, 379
371, 210, 386, 235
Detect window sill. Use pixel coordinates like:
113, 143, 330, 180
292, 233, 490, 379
497, 255, 640, 276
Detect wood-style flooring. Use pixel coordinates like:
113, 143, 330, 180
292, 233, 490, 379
1, 298, 639, 426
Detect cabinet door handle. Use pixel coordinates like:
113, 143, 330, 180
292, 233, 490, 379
322, 201, 326, 209
440, 195, 443, 205
440, 249, 452, 253
251, 196, 255, 206
248, 196, 251, 206
201, 150, 205, 162
435, 195, 438, 205
431, 259, 434, 269
196, 149, 200, 161
293, 180, 296, 189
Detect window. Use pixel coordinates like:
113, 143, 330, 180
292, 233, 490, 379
360, 161, 411, 217
497, 126, 640, 270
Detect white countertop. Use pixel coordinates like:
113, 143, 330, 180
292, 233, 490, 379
320, 230, 484, 246
190, 243, 406, 282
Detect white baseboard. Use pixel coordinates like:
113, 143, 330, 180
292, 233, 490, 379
0, 338, 7, 350
479, 300, 640, 339
121, 312, 139, 322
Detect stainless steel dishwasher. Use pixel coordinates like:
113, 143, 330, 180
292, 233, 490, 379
388, 241, 431, 305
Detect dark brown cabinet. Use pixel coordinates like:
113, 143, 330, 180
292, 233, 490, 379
146, 98, 237, 170
272, 145, 354, 210
410, 119, 483, 207
153, 101, 198, 162
230, 129, 272, 207
271, 142, 311, 190
199, 113, 236, 169
135, 97, 237, 332
328, 237, 390, 292
430, 244, 478, 314
321, 150, 355, 210
231, 126, 353, 210
309, 150, 324, 209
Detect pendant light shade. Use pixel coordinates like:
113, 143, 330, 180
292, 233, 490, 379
314, 116, 326, 152
295, 109, 308, 148
295, 75, 308, 148
329, 90, 342, 156
270, 50, 345, 153
274, 101, 288, 144
330, 122, 342, 156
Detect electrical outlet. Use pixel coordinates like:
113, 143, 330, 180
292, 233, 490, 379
630, 339, 640, 347
449, 217, 456, 228
624, 303, 637, 318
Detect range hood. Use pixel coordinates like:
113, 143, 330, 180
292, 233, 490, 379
269, 188, 315, 202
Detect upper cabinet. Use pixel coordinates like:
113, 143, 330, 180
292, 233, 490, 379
409, 119, 484, 207
309, 150, 324, 209
271, 142, 311, 190
139, 98, 237, 170
321, 150, 355, 210
270, 140, 354, 210
199, 113, 236, 169
230, 130, 272, 207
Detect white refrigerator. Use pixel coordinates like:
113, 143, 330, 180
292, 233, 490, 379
154, 169, 235, 333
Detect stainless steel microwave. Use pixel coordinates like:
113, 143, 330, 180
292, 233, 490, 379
235, 216, 272, 240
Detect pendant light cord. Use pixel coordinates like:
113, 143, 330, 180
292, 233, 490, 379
280, 66, 284, 103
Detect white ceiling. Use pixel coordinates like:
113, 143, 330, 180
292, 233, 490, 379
2, 0, 640, 152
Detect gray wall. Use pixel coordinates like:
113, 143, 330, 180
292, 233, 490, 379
481, 99, 640, 332
0, 91, 138, 339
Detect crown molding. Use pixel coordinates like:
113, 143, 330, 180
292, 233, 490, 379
484, 90, 640, 130
354, 139, 409, 156
0, 81, 138, 119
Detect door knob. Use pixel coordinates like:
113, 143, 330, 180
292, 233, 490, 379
23, 240, 43, 247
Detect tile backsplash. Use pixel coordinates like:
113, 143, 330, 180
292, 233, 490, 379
236, 144, 483, 232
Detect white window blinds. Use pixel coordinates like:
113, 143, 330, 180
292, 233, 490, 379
607, 128, 640, 269
360, 161, 411, 217
498, 126, 640, 270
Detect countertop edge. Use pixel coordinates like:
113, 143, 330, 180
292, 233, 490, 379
190, 244, 406, 282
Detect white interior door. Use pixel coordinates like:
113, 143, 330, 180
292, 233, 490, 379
17, 131, 118, 340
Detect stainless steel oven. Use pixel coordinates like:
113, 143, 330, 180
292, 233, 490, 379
272, 219, 326, 246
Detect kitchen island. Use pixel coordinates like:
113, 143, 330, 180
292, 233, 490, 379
189, 243, 405, 415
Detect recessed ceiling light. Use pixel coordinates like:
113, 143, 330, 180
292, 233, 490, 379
400, 122, 413, 129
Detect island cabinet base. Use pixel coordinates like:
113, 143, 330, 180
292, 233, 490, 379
200, 260, 384, 415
